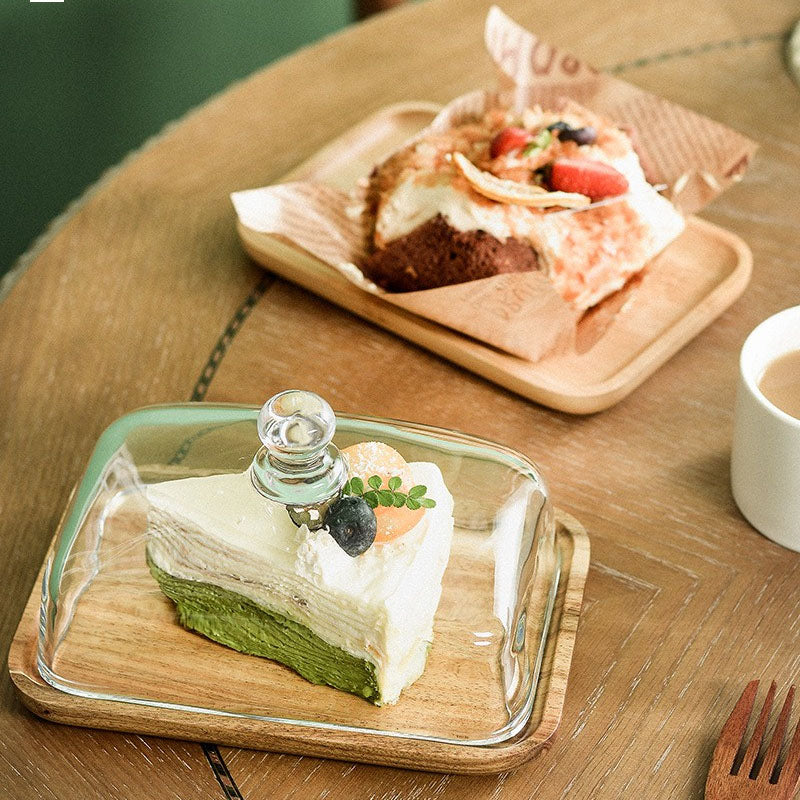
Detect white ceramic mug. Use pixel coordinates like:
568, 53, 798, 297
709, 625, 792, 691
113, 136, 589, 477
731, 305, 800, 551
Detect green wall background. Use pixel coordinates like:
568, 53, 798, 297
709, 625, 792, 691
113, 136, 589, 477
2, 1, 353, 281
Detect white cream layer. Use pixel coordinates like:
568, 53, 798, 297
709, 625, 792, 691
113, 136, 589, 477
146, 463, 454, 704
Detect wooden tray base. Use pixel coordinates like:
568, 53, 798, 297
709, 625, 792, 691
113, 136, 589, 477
8, 511, 589, 775
238, 102, 753, 414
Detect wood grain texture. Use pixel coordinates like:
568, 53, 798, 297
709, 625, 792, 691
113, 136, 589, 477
237, 104, 753, 413
2, 0, 800, 796
8, 510, 589, 774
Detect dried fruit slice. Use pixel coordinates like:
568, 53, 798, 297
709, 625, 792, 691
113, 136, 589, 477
452, 152, 590, 209
342, 442, 423, 543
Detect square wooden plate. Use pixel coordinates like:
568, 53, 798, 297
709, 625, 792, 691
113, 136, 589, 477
8, 511, 588, 774
236, 102, 752, 414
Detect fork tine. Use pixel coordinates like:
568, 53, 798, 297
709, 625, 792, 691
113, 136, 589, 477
740, 681, 776, 776
711, 680, 759, 773
777, 705, 800, 789
760, 686, 793, 782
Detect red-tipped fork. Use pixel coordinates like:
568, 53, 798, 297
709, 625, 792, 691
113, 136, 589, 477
706, 681, 800, 799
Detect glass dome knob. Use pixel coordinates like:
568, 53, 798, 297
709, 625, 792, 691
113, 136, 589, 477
250, 390, 347, 526
257, 390, 336, 458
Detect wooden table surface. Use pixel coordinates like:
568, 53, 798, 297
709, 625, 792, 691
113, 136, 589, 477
2, 0, 799, 797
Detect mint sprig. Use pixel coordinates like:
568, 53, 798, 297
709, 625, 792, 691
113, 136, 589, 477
343, 474, 436, 511
521, 128, 552, 157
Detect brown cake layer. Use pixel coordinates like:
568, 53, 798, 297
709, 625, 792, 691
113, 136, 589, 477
362, 214, 540, 293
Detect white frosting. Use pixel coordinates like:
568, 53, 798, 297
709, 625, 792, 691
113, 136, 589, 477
146, 463, 454, 704
375, 176, 527, 244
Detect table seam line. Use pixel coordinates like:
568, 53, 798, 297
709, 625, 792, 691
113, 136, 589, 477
186, 274, 274, 798
606, 29, 785, 73
202, 744, 246, 800
188, 273, 274, 402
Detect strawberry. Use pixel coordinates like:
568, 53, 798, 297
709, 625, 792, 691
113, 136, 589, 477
489, 127, 532, 159
549, 158, 629, 200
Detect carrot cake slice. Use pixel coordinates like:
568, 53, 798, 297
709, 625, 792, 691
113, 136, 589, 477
363, 101, 685, 309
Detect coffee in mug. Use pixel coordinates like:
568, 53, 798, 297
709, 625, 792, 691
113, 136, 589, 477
758, 349, 800, 420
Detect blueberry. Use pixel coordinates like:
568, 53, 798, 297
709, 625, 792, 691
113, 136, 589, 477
547, 121, 570, 134
547, 121, 597, 146
564, 126, 597, 145
325, 496, 377, 557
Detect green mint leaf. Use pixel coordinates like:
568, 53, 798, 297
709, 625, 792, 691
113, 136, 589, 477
349, 476, 364, 495
388, 476, 402, 491
377, 490, 394, 507
392, 492, 406, 508
342, 479, 351, 495
363, 490, 379, 508
406, 497, 421, 510
521, 128, 552, 156
419, 497, 436, 508
408, 485, 427, 499
367, 475, 382, 490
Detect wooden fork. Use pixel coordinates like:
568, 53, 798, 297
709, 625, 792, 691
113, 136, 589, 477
706, 681, 800, 799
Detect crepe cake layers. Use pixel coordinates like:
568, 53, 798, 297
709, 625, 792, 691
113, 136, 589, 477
146, 460, 455, 706
362, 101, 685, 311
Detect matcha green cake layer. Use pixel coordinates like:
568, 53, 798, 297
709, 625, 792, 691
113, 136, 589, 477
148, 558, 381, 703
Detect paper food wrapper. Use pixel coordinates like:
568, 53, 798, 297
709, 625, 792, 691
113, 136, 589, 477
231, 6, 757, 362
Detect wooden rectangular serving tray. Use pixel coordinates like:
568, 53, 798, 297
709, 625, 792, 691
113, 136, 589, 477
9, 511, 589, 775
237, 102, 753, 414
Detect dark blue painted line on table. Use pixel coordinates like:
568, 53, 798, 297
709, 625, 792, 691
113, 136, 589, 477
190, 273, 274, 402
203, 744, 246, 800
186, 276, 273, 799
608, 30, 785, 74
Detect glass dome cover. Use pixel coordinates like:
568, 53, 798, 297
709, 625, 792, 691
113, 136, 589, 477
37, 394, 560, 748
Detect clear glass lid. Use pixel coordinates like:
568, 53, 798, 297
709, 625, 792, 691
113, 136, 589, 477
38, 395, 559, 746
